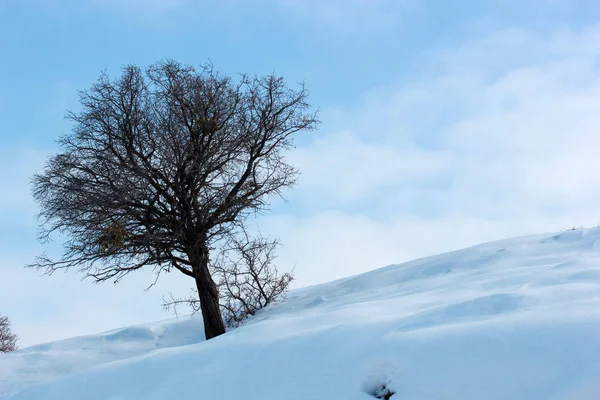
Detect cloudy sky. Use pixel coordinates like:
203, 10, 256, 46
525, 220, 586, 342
2, 0, 600, 347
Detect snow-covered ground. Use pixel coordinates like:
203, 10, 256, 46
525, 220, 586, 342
2, 228, 600, 399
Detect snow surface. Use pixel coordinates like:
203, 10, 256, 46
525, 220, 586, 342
2, 228, 600, 399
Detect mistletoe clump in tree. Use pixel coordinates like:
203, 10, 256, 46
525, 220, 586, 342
30, 60, 318, 339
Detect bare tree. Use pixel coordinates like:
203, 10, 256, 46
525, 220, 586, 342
0, 315, 18, 353
165, 229, 293, 326
30, 60, 318, 340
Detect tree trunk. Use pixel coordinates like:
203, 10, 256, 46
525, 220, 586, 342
191, 245, 226, 340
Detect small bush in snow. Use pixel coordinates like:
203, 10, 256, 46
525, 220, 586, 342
0, 315, 18, 353
214, 231, 293, 326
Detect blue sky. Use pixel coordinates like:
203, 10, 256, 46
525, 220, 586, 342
2, 0, 600, 346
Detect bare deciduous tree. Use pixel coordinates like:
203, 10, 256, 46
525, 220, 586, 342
0, 315, 18, 353
165, 229, 293, 326
29, 60, 318, 340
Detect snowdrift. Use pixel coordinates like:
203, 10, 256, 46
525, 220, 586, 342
2, 228, 600, 399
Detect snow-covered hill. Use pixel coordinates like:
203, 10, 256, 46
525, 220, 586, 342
2, 228, 600, 399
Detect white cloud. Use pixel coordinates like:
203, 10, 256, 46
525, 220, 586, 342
267, 25, 600, 286
290, 131, 452, 203
432, 25, 600, 75
443, 43, 600, 214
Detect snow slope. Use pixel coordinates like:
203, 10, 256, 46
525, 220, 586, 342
2, 228, 600, 399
